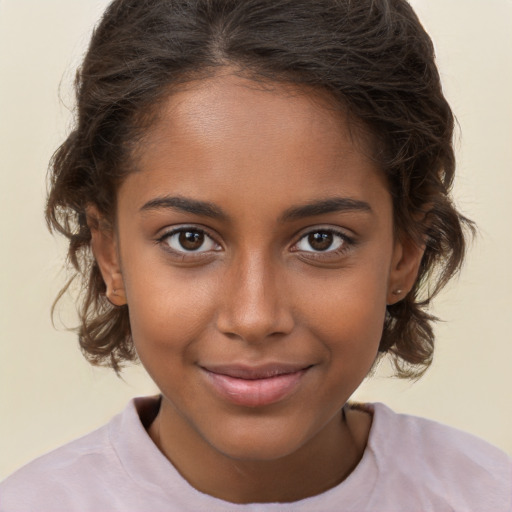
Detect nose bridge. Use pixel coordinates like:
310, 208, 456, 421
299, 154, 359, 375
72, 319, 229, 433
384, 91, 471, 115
216, 247, 293, 342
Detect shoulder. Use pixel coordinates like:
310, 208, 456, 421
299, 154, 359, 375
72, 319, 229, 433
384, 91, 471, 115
367, 402, 512, 511
0, 420, 116, 511
0, 398, 158, 512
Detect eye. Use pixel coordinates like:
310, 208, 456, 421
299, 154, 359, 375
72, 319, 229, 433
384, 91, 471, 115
160, 227, 220, 253
295, 229, 348, 253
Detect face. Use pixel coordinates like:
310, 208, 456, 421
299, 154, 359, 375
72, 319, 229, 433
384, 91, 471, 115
94, 72, 420, 464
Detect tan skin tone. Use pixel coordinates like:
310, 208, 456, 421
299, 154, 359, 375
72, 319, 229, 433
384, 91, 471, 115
90, 72, 424, 504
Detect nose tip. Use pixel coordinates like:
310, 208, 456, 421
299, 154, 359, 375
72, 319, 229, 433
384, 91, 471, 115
218, 299, 293, 344
215, 257, 294, 344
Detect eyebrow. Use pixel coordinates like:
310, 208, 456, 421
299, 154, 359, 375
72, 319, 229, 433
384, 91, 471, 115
139, 195, 372, 221
140, 196, 228, 220
279, 197, 372, 222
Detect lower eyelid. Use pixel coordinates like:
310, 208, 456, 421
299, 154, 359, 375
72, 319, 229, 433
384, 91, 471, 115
158, 227, 221, 253
156, 226, 353, 257
293, 230, 351, 253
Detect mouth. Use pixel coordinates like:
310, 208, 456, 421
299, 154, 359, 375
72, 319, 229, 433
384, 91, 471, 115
200, 363, 313, 408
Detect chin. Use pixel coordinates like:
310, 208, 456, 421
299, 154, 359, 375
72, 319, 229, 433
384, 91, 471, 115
201, 416, 316, 462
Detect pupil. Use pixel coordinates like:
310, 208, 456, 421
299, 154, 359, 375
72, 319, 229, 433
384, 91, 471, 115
179, 231, 204, 251
309, 232, 333, 251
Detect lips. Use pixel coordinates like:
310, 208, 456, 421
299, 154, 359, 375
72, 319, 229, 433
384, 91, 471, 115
201, 363, 311, 408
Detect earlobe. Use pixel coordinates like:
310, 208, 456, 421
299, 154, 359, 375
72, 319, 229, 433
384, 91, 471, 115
86, 206, 127, 307
105, 273, 127, 307
387, 236, 425, 305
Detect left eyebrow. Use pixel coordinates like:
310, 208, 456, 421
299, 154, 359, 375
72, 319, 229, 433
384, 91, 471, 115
279, 197, 372, 222
139, 195, 228, 221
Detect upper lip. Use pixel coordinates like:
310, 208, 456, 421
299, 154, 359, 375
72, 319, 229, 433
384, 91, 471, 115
200, 363, 312, 380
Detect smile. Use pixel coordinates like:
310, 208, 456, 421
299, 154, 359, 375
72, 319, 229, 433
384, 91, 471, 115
200, 364, 312, 408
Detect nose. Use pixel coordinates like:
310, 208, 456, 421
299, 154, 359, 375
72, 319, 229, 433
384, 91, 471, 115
215, 250, 295, 344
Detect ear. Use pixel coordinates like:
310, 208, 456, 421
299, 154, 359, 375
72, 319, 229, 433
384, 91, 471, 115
387, 234, 425, 305
86, 206, 127, 307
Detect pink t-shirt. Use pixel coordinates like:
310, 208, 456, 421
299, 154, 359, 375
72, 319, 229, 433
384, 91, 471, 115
1, 396, 511, 511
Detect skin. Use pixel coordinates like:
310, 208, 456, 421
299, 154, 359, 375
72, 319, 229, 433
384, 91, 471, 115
90, 72, 424, 503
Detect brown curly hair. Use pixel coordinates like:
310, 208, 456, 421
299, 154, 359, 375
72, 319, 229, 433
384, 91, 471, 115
46, 0, 473, 377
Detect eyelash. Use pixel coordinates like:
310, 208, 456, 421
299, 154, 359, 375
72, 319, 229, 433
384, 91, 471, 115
156, 226, 354, 260
293, 228, 354, 260
157, 226, 221, 257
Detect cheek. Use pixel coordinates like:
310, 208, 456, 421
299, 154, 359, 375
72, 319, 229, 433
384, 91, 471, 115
299, 264, 389, 358
124, 264, 220, 362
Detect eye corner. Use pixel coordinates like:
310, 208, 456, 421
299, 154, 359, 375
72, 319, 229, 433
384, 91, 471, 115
294, 228, 349, 252
157, 225, 222, 257
290, 226, 357, 264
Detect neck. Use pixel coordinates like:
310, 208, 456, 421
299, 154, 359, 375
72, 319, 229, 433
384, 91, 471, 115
148, 400, 371, 504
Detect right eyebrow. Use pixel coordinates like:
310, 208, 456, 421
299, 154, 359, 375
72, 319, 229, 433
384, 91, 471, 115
139, 195, 228, 221
279, 197, 372, 222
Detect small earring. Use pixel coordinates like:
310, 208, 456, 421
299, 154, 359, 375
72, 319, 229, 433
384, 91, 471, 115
392, 289, 403, 295
106, 286, 126, 306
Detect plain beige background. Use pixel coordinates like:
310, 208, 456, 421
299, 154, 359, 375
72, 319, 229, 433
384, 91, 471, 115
1, 0, 511, 480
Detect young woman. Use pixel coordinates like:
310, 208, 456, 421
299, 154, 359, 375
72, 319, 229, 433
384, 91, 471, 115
1, 1, 510, 510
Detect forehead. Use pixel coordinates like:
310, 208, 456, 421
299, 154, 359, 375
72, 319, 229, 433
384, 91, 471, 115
122, 72, 389, 217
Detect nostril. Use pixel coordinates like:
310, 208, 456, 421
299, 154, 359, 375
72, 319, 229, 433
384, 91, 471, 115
215, 259, 295, 342
216, 306, 295, 344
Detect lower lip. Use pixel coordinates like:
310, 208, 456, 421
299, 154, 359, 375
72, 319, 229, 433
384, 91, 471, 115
203, 369, 309, 407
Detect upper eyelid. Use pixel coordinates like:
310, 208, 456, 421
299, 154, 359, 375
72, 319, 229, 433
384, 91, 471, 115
156, 224, 353, 248
291, 227, 354, 254
159, 224, 218, 240
294, 226, 353, 242
299, 226, 349, 236
157, 225, 222, 250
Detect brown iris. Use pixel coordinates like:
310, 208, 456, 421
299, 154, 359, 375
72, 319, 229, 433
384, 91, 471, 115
179, 230, 204, 251
308, 231, 334, 251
